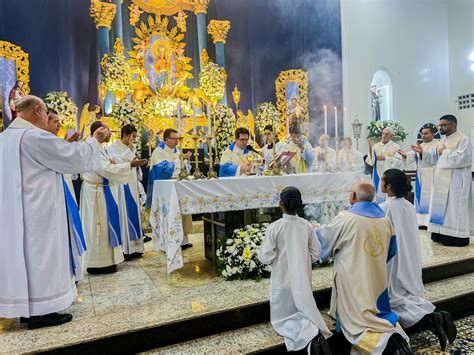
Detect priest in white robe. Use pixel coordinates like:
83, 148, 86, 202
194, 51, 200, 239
366, 127, 404, 202
147, 128, 194, 248
412, 115, 472, 247
44, 109, 87, 282
398, 125, 438, 227
81, 121, 146, 274
219, 127, 260, 176
108, 124, 145, 259
0, 96, 106, 328
337, 137, 364, 172
259, 187, 332, 353
316, 181, 411, 354
286, 124, 314, 174
312, 134, 337, 173
261, 124, 285, 170
380, 169, 457, 351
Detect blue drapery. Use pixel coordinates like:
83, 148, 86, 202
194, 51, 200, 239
0, 0, 341, 127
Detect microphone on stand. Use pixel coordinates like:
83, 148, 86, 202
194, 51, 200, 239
246, 145, 259, 154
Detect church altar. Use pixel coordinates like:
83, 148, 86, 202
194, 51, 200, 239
150, 171, 361, 273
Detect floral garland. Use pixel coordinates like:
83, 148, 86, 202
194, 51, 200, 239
367, 120, 408, 141
198, 61, 226, 103
212, 103, 236, 160
216, 223, 271, 281
255, 102, 280, 134
43, 91, 78, 129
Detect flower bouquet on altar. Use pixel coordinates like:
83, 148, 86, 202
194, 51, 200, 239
367, 120, 408, 142
216, 223, 271, 281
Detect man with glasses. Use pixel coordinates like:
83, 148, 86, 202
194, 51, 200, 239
219, 127, 260, 177
411, 115, 471, 247
147, 128, 193, 249
0, 95, 108, 329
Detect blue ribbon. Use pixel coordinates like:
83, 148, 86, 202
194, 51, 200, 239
103, 178, 122, 247
62, 177, 87, 254
124, 183, 142, 241
414, 154, 422, 214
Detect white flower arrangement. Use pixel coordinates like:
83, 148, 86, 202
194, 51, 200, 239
143, 95, 192, 119
111, 99, 143, 154
255, 102, 280, 134
198, 61, 226, 103
216, 223, 271, 281
101, 50, 133, 95
212, 104, 236, 160
367, 120, 408, 141
43, 91, 78, 130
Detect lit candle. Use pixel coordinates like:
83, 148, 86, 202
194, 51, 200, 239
323, 105, 328, 135
334, 106, 339, 151
192, 102, 197, 135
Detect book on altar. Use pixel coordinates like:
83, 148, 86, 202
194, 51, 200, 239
269, 150, 297, 169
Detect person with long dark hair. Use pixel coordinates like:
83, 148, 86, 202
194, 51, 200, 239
380, 169, 457, 350
259, 187, 332, 354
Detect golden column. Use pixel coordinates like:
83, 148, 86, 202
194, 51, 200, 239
207, 20, 231, 104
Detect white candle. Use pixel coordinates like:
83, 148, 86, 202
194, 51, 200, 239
177, 100, 182, 133
207, 104, 212, 135
334, 106, 339, 151
192, 102, 197, 135
323, 105, 328, 135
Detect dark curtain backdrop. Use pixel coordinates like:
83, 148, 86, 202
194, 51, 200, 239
0, 0, 341, 140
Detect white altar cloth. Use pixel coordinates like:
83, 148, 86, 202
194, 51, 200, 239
150, 172, 361, 273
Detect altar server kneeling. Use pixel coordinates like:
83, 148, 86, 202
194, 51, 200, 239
259, 186, 332, 354
380, 169, 456, 351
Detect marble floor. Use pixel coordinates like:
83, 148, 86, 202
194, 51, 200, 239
0, 228, 473, 353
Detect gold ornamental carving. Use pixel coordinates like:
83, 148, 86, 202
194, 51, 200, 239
90, 0, 117, 30
207, 20, 231, 44
193, 0, 209, 14
275, 69, 309, 140
0, 41, 30, 94
132, 0, 208, 16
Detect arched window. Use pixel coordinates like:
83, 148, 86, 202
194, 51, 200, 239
415, 122, 441, 144
370, 69, 393, 121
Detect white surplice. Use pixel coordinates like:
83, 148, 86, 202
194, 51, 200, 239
312, 146, 337, 173
80, 148, 131, 268
259, 214, 332, 351
262, 141, 285, 170
366, 140, 404, 202
423, 131, 472, 239
107, 141, 144, 255
337, 147, 364, 172
380, 197, 435, 328
404, 140, 437, 226
0, 118, 101, 318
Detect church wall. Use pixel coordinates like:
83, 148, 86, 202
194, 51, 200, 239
341, 0, 451, 155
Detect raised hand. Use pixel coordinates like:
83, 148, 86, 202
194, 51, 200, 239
183, 151, 193, 160
411, 144, 423, 154
93, 127, 108, 143
66, 132, 80, 142
131, 158, 148, 167
397, 149, 407, 159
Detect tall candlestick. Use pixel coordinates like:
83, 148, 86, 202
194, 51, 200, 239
334, 106, 339, 152
323, 105, 328, 135
192, 102, 197, 135
177, 100, 182, 133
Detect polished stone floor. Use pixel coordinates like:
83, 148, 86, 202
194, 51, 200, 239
0, 227, 472, 353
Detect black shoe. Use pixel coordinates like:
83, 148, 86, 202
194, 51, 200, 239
132, 252, 144, 258
181, 243, 193, 250
123, 254, 132, 261
439, 234, 470, 247
437, 310, 457, 344
419, 226, 428, 230
309, 333, 332, 355
87, 265, 118, 274
28, 313, 73, 330
143, 236, 152, 243
383, 333, 413, 355
20, 317, 29, 324
428, 312, 447, 351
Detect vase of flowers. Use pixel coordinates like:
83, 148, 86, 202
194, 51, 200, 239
43, 91, 78, 130
212, 103, 236, 160
367, 120, 408, 142
255, 102, 280, 134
